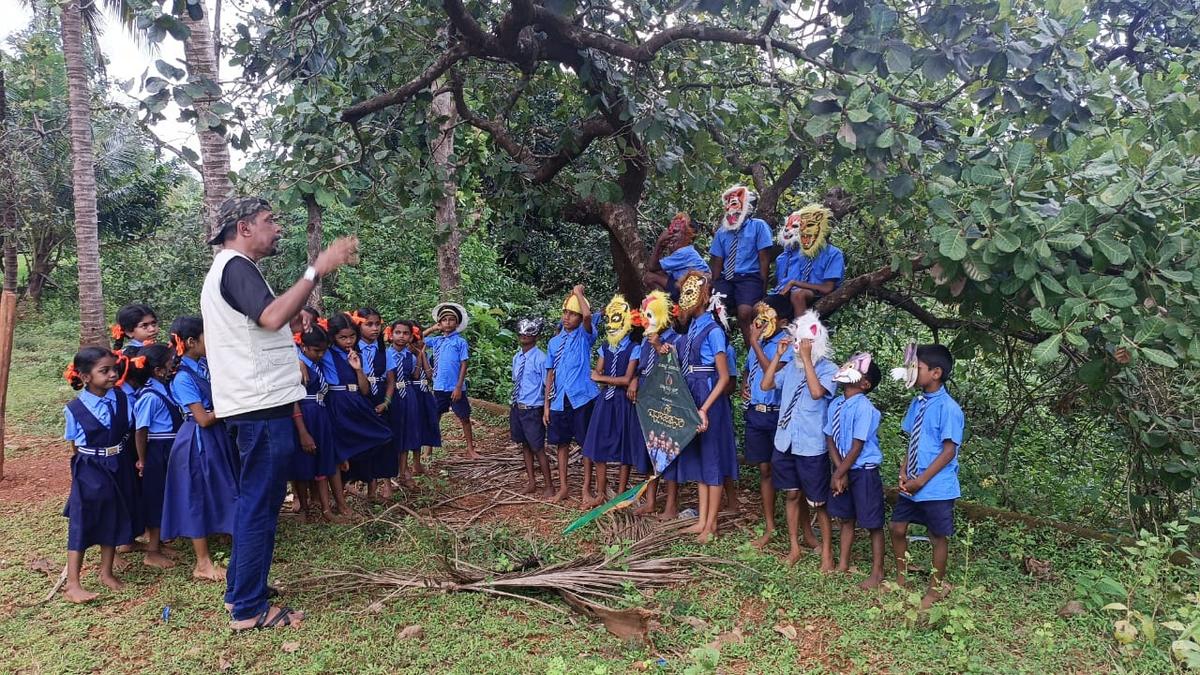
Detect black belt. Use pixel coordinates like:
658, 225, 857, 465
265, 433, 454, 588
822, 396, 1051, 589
328, 384, 358, 392
747, 404, 780, 413
513, 403, 541, 410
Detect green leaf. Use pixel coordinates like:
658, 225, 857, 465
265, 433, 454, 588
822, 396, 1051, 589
1032, 334, 1062, 364
922, 53, 952, 82
1007, 142, 1034, 175
848, 108, 872, 123
837, 123, 858, 148
1058, 0, 1085, 15
804, 115, 836, 139
155, 59, 186, 80
1135, 317, 1165, 344
1157, 269, 1193, 283
940, 231, 968, 261
1045, 232, 1084, 251
970, 165, 1003, 185
1141, 348, 1179, 368
1099, 180, 1135, 207
884, 44, 912, 73
889, 173, 915, 199
992, 229, 1021, 253
1031, 307, 1059, 331
1092, 236, 1131, 265
876, 128, 895, 148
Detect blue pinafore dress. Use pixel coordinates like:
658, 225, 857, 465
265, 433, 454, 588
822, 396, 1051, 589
388, 347, 425, 454
161, 362, 239, 539
135, 382, 182, 530
412, 348, 442, 449
665, 315, 738, 487
582, 339, 647, 472
64, 390, 139, 550
291, 356, 338, 481
324, 347, 393, 469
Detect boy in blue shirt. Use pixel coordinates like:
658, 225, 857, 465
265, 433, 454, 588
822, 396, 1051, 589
773, 205, 845, 318
825, 353, 885, 589
424, 302, 477, 459
891, 344, 965, 609
544, 285, 599, 504
511, 318, 551, 497
710, 185, 774, 343
644, 212, 710, 298
760, 310, 837, 571
744, 294, 794, 549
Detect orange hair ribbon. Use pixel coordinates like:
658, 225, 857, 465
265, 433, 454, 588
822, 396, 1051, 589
412, 325, 423, 341
110, 324, 125, 340
63, 363, 79, 384
128, 355, 146, 370
384, 325, 393, 342
316, 317, 329, 331
111, 350, 131, 387
293, 332, 303, 345
629, 309, 645, 328
346, 311, 366, 326
670, 304, 681, 317
170, 333, 185, 357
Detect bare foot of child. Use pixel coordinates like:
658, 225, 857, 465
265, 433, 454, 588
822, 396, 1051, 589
836, 562, 851, 573
230, 605, 305, 631
112, 555, 131, 573
751, 530, 774, 550
523, 480, 538, 495
858, 574, 884, 591
193, 562, 227, 582
465, 450, 481, 460
541, 486, 557, 500
819, 559, 837, 574
696, 531, 713, 544
920, 583, 953, 610
785, 547, 804, 567
98, 572, 124, 591
632, 502, 655, 517
682, 521, 705, 535
657, 508, 679, 521
64, 584, 99, 603
143, 551, 176, 569
549, 488, 568, 504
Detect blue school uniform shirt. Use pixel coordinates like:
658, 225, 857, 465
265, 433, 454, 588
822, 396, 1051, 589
546, 315, 600, 411
512, 347, 547, 406
426, 332, 470, 392
134, 378, 179, 433
358, 339, 387, 389
746, 332, 793, 406
317, 349, 341, 384
64, 389, 135, 445
823, 393, 883, 469
171, 356, 213, 410
774, 244, 846, 294
683, 313, 728, 368
773, 356, 838, 456
659, 245, 710, 283
709, 218, 773, 275
902, 386, 965, 501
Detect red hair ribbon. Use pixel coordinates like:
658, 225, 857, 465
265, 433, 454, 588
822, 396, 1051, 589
384, 325, 393, 342
128, 355, 146, 370
293, 332, 303, 345
111, 350, 131, 387
346, 311, 366, 326
412, 325, 423, 341
316, 317, 329, 331
63, 363, 79, 384
110, 324, 125, 340
670, 304, 681, 317
170, 333, 185, 357
629, 309, 645, 328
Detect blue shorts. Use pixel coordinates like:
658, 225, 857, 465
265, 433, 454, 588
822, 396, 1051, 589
828, 466, 885, 530
547, 398, 594, 447
713, 273, 765, 310
742, 407, 779, 465
510, 405, 546, 452
435, 390, 472, 420
891, 496, 956, 537
770, 451, 830, 506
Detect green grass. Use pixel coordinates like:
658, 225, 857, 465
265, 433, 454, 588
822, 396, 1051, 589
0, 313, 1171, 674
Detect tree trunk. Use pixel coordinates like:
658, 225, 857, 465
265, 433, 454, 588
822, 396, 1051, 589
181, 0, 233, 243
0, 68, 18, 294
430, 82, 461, 301
26, 241, 57, 306
60, 0, 106, 347
304, 193, 323, 310
599, 201, 647, 303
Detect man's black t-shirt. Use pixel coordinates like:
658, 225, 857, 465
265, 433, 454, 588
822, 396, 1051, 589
220, 256, 274, 323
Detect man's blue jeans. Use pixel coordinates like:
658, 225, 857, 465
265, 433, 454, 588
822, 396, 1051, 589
224, 416, 295, 621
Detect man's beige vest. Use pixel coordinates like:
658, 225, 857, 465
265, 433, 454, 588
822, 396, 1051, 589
200, 249, 304, 417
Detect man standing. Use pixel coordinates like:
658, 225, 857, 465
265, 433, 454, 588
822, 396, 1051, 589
201, 196, 357, 630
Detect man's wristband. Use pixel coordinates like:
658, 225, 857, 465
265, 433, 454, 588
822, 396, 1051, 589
303, 266, 320, 283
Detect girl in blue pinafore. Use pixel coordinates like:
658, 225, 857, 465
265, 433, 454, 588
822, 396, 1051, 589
324, 312, 393, 502
667, 271, 736, 543
411, 323, 442, 466
111, 303, 160, 397
128, 344, 182, 570
581, 334, 643, 509
350, 307, 399, 498
628, 307, 680, 518
292, 324, 347, 522
387, 320, 430, 486
62, 347, 140, 603
161, 316, 237, 582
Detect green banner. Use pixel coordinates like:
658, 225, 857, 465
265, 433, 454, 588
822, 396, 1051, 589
634, 349, 701, 475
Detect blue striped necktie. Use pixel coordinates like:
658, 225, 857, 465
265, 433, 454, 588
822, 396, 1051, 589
832, 401, 845, 458
513, 353, 525, 404
642, 342, 657, 376
778, 376, 802, 429
906, 394, 928, 479
723, 228, 738, 280
365, 346, 379, 396
604, 347, 618, 400
549, 337, 567, 400
801, 251, 815, 283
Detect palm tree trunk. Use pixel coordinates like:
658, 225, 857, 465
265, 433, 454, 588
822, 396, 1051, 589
181, 0, 233, 243
431, 82, 461, 300
60, 0, 107, 347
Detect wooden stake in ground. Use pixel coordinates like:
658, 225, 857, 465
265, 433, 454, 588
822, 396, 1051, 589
0, 290, 15, 480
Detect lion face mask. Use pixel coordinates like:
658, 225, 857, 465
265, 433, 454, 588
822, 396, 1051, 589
780, 204, 831, 257
639, 291, 671, 336
720, 184, 758, 232
604, 294, 633, 348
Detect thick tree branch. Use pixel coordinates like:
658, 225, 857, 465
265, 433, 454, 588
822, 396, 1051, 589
866, 286, 1047, 345
442, 0, 497, 50
813, 264, 900, 317
341, 43, 471, 123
